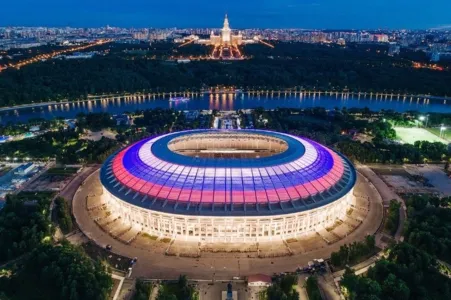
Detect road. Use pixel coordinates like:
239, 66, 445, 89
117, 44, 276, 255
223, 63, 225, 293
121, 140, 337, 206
357, 165, 406, 241
72, 169, 384, 280
60, 165, 100, 207
330, 165, 410, 299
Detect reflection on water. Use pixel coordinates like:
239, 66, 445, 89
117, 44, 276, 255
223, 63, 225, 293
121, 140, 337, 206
0, 92, 449, 124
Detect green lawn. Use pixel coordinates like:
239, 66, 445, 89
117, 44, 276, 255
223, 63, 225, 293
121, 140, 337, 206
427, 127, 451, 142
46, 167, 79, 176
394, 127, 448, 144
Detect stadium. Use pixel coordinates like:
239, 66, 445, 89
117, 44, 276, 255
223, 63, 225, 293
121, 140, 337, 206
100, 129, 356, 243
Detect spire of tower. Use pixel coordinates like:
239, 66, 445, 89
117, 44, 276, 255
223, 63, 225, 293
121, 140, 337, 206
223, 13, 230, 29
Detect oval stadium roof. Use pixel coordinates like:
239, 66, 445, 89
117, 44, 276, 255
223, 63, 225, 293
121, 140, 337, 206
100, 129, 356, 217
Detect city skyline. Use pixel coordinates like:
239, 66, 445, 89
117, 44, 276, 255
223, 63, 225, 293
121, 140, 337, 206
2, 0, 451, 30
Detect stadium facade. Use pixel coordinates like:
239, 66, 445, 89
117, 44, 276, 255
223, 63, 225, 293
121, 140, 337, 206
100, 130, 356, 243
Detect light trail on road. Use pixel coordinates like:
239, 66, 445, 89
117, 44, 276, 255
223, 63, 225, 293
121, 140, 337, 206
7, 39, 112, 70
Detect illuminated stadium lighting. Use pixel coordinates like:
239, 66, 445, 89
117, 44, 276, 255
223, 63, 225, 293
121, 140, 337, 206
100, 130, 356, 243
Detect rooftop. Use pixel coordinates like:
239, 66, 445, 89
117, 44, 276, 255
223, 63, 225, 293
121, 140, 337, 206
100, 129, 356, 217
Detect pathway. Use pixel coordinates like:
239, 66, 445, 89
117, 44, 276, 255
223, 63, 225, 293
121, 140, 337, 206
357, 165, 406, 241
72, 169, 383, 280
149, 284, 159, 300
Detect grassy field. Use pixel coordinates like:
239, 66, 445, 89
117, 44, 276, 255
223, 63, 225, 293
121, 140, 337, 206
394, 127, 448, 144
427, 127, 451, 142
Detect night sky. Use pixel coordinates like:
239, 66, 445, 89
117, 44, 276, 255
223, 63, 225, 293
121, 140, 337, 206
2, 0, 451, 29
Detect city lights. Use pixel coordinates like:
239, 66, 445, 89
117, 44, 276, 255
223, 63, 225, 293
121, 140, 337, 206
8, 39, 111, 69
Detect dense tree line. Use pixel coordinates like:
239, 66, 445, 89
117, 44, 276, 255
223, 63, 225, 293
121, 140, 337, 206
0, 192, 54, 262
132, 280, 153, 300
1, 42, 451, 107
264, 274, 299, 300
404, 195, 451, 264
0, 191, 113, 300
305, 276, 322, 300
385, 200, 401, 236
0, 128, 120, 163
0, 117, 66, 136
133, 108, 180, 134
330, 235, 376, 268
76, 112, 116, 131
336, 140, 448, 164
54, 197, 73, 234
0, 242, 113, 300
340, 242, 451, 300
156, 275, 197, 300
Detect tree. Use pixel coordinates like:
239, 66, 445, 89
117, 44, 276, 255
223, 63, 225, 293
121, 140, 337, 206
265, 275, 298, 300
0, 242, 113, 300
341, 243, 451, 300
385, 200, 401, 236
330, 236, 377, 268
132, 280, 153, 300
156, 275, 196, 300
305, 276, 322, 300
0, 192, 54, 262
54, 197, 73, 233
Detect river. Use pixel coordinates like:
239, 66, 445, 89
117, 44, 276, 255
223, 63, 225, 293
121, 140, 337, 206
1, 93, 450, 124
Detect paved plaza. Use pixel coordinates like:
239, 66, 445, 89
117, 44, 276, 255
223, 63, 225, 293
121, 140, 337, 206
72, 168, 383, 280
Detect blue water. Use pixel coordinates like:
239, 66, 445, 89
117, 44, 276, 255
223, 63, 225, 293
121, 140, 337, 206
1, 93, 450, 124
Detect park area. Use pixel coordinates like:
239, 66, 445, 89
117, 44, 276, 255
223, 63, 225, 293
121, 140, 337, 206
394, 127, 448, 144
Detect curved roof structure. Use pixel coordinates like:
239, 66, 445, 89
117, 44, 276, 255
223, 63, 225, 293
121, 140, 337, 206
100, 130, 356, 216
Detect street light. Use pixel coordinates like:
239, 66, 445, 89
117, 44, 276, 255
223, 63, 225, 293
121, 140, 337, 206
419, 115, 429, 128
440, 126, 447, 138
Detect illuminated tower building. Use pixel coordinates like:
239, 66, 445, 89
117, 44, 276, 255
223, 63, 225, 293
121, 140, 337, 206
221, 14, 232, 44
177, 14, 273, 60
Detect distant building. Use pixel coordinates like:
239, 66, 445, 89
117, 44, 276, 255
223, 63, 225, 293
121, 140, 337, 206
388, 43, 401, 56
430, 51, 440, 62
64, 119, 77, 129
63, 52, 95, 59
113, 114, 130, 126
133, 30, 149, 40
14, 163, 35, 176
177, 14, 273, 60
29, 125, 40, 132
337, 38, 346, 46
374, 34, 389, 43
12, 42, 45, 49
247, 274, 272, 287
0, 136, 10, 143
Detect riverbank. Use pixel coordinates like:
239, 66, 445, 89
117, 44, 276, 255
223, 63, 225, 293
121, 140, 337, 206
2, 90, 451, 125
1, 89, 451, 113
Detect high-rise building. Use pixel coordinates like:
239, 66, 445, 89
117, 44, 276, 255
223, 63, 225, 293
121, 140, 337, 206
388, 43, 401, 56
